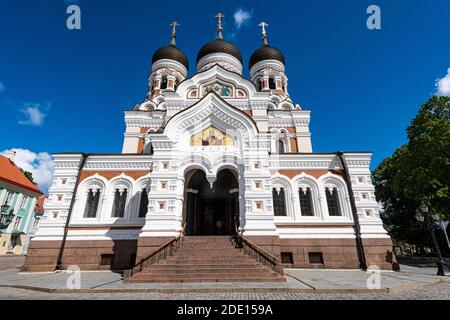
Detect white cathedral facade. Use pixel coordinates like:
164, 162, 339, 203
24, 18, 395, 272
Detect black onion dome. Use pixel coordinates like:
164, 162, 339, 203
249, 44, 285, 70
197, 39, 243, 64
152, 44, 189, 70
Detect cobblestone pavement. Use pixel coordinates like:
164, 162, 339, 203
0, 280, 449, 300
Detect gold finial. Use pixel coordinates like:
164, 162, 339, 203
170, 21, 179, 45
215, 12, 225, 39
259, 21, 269, 45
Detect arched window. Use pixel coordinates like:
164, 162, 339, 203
268, 77, 276, 90
254, 77, 262, 91
299, 187, 314, 216
138, 188, 149, 218
277, 140, 285, 154
160, 76, 168, 90
112, 188, 128, 218
325, 187, 342, 216
84, 188, 101, 218
272, 188, 287, 216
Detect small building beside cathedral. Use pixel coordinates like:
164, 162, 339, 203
0, 155, 43, 256
23, 16, 395, 274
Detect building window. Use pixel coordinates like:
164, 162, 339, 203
61, 178, 67, 185
277, 140, 285, 154
33, 218, 40, 229
4, 191, 15, 205
299, 187, 314, 216
325, 187, 342, 216
84, 188, 101, 218
13, 216, 22, 230
268, 77, 276, 90
160, 76, 168, 90
20, 196, 28, 209
138, 189, 149, 218
112, 188, 128, 218
281, 252, 294, 264
308, 252, 324, 264
159, 202, 165, 210
100, 254, 114, 266
272, 188, 287, 216
255, 77, 262, 91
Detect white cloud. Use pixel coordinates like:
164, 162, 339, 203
1, 148, 54, 193
0, 82, 5, 93
234, 9, 252, 29
436, 68, 450, 96
18, 104, 47, 126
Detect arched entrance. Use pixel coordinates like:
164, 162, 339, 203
184, 169, 239, 236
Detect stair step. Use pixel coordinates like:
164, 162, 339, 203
142, 269, 272, 275
126, 277, 286, 283
128, 236, 285, 283
148, 264, 262, 270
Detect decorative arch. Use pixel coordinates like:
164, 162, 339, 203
104, 174, 135, 220
73, 174, 108, 222
162, 93, 259, 151
292, 173, 323, 219
269, 174, 294, 220
318, 173, 352, 220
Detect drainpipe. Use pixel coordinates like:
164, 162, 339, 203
55, 153, 88, 271
337, 152, 367, 271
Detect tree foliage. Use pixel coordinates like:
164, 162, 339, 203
20, 168, 37, 186
373, 96, 450, 248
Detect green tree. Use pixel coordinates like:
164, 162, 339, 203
373, 96, 450, 250
20, 168, 37, 186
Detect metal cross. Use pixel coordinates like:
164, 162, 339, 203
170, 21, 179, 36
259, 21, 269, 37
215, 12, 225, 29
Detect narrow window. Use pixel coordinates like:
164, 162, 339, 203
277, 140, 285, 154
13, 216, 22, 229
112, 189, 127, 218
160, 77, 168, 90
299, 187, 314, 216
268, 77, 276, 90
272, 188, 287, 216
326, 187, 342, 216
138, 189, 149, 218
84, 189, 100, 218
255, 77, 262, 91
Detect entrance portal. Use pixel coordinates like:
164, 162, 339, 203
185, 169, 239, 236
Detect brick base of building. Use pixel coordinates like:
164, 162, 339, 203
279, 238, 396, 270
22, 236, 396, 272
22, 239, 137, 272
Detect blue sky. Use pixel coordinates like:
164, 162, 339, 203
1, 0, 449, 192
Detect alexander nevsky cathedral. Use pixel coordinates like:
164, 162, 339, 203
23, 14, 395, 279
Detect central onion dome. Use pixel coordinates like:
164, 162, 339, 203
196, 13, 243, 74
152, 44, 189, 70
197, 39, 243, 64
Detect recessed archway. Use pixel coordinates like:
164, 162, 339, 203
184, 169, 239, 236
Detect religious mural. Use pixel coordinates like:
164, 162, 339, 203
190, 126, 234, 146
201, 82, 233, 97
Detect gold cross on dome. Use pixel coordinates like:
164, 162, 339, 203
259, 21, 268, 37
170, 21, 179, 35
215, 12, 225, 29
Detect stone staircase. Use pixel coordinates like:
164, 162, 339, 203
126, 236, 286, 283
